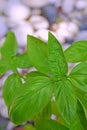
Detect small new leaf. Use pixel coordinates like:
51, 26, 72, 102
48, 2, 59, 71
27, 35, 50, 74
48, 32, 68, 78
1, 31, 18, 59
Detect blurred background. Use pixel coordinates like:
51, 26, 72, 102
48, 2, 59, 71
0, 0, 87, 129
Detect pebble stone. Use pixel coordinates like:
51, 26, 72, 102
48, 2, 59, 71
0, 105, 8, 118
75, 31, 87, 40
62, 0, 75, 14
34, 29, 49, 41
22, 0, 49, 8
0, 16, 8, 38
75, 0, 87, 10
4, 3, 31, 21
6, 122, 15, 130
42, 4, 58, 24
12, 22, 34, 47
0, 0, 7, 13
29, 15, 49, 30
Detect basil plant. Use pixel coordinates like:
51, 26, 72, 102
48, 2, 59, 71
0, 31, 87, 130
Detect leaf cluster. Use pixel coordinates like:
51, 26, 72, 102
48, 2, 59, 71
1, 31, 87, 130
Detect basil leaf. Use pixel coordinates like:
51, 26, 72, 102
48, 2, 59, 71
48, 32, 68, 78
69, 62, 87, 92
0, 59, 9, 76
74, 87, 87, 118
64, 40, 87, 62
9, 76, 52, 124
68, 114, 83, 130
11, 53, 32, 69
27, 35, 50, 74
36, 118, 69, 130
55, 79, 77, 125
1, 31, 18, 59
26, 71, 47, 81
3, 74, 22, 108
77, 101, 87, 130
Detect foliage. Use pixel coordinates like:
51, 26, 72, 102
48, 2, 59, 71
1, 31, 87, 129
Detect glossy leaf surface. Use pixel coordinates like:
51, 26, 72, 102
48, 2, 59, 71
64, 40, 87, 62
27, 35, 50, 74
48, 32, 68, 78
3, 74, 22, 108
55, 79, 76, 125
9, 76, 52, 124
1, 31, 18, 59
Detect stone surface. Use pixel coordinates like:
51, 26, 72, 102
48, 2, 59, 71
62, 0, 75, 14
75, 0, 87, 10
34, 29, 49, 41
0, 106, 8, 118
12, 22, 34, 47
75, 31, 87, 40
0, 0, 7, 13
42, 4, 58, 24
6, 122, 15, 130
29, 15, 49, 30
22, 0, 49, 8
4, 2, 31, 21
0, 16, 8, 38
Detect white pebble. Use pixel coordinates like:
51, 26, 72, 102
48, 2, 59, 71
0, 17, 8, 38
0, 106, 8, 118
31, 9, 42, 15
29, 15, 49, 30
5, 3, 31, 21
0, 0, 7, 13
75, 0, 87, 10
34, 29, 57, 42
57, 22, 78, 40
22, 0, 49, 8
75, 31, 87, 40
6, 122, 14, 130
12, 22, 34, 47
34, 29, 49, 41
0, 98, 5, 109
67, 22, 79, 36
63, 44, 70, 50
62, 0, 75, 13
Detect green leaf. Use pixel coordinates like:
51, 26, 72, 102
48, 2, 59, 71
68, 114, 83, 130
24, 124, 35, 130
64, 40, 87, 62
73, 87, 87, 118
55, 79, 77, 125
1, 31, 18, 59
69, 62, 87, 92
27, 35, 50, 74
77, 101, 87, 130
26, 71, 46, 81
9, 76, 52, 124
0, 59, 9, 76
36, 118, 69, 130
11, 53, 32, 69
48, 32, 68, 78
3, 74, 22, 108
